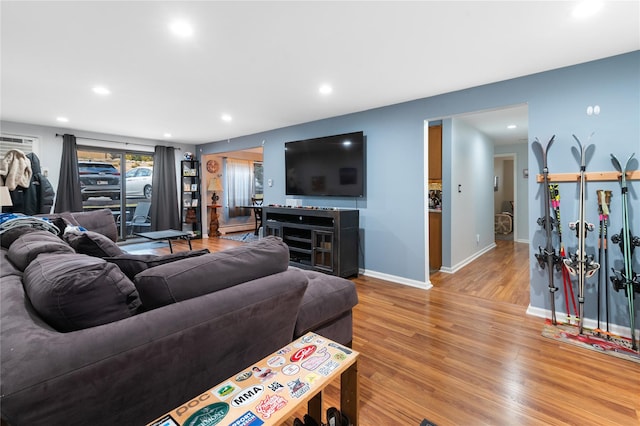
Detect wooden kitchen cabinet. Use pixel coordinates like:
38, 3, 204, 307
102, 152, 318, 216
428, 125, 442, 180
429, 211, 442, 271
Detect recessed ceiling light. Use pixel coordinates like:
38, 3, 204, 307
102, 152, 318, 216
92, 86, 111, 95
221, 114, 232, 122
319, 84, 333, 95
170, 20, 194, 38
507, 124, 517, 129
56, 116, 69, 123
572, 0, 603, 19
163, 133, 172, 138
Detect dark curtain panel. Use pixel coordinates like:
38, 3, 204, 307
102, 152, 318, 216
150, 146, 180, 231
54, 134, 83, 212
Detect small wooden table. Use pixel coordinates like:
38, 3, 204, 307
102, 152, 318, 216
208, 204, 222, 237
147, 332, 359, 426
135, 229, 193, 253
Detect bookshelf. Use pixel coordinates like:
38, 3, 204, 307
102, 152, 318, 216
180, 160, 201, 238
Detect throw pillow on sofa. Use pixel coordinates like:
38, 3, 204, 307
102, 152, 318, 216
23, 253, 141, 332
64, 229, 124, 258
134, 236, 289, 310
7, 230, 75, 271
104, 248, 210, 280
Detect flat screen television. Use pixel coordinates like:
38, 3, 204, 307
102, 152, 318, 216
285, 131, 365, 197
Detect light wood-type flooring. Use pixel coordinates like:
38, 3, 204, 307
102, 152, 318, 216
139, 237, 640, 425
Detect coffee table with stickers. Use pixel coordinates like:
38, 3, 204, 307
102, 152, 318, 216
147, 332, 359, 426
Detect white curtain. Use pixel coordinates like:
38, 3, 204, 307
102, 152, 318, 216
226, 158, 252, 217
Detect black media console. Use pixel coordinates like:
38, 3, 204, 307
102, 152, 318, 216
263, 206, 359, 278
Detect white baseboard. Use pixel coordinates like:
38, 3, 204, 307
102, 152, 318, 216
218, 224, 255, 235
360, 268, 433, 290
526, 305, 639, 341
516, 238, 529, 244
439, 242, 497, 274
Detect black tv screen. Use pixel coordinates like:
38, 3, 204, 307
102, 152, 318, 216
285, 131, 365, 197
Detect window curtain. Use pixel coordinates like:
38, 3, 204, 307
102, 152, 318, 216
54, 134, 83, 212
226, 158, 252, 218
150, 146, 180, 231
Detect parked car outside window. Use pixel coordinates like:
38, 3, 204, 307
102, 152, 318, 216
126, 166, 153, 199
78, 161, 120, 201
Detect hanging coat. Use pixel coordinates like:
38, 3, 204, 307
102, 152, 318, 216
25, 153, 55, 215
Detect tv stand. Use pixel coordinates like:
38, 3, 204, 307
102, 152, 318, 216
263, 206, 359, 278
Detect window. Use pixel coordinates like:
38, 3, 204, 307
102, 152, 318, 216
253, 162, 264, 195
77, 148, 153, 240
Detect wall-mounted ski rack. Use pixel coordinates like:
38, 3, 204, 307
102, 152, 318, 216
536, 170, 640, 183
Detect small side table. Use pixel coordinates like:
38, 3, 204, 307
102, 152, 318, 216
208, 204, 221, 237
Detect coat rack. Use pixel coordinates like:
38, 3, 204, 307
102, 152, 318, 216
536, 170, 640, 183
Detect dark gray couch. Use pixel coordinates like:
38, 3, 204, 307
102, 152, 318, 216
0, 210, 358, 425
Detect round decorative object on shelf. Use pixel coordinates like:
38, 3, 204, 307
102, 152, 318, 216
184, 151, 194, 160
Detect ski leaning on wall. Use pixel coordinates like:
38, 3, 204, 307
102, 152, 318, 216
595, 189, 612, 336
609, 153, 640, 351
563, 135, 600, 335
549, 184, 579, 325
532, 136, 558, 325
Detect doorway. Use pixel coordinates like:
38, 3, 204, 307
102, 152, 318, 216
494, 154, 516, 241
425, 104, 529, 285
202, 147, 263, 236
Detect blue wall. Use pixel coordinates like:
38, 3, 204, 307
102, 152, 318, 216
199, 52, 639, 330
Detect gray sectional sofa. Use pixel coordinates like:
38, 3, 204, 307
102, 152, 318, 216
0, 209, 358, 426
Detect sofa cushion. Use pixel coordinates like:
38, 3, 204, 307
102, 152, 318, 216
1, 226, 40, 249
23, 253, 141, 332
294, 270, 359, 337
68, 209, 118, 242
104, 249, 210, 280
64, 229, 124, 258
7, 231, 75, 271
134, 236, 289, 309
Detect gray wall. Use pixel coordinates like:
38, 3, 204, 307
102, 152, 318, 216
199, 51, 639, 330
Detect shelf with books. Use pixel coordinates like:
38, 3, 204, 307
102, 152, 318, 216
180, 160, 202, 238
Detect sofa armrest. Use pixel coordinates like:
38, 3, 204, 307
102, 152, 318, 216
1, 267, 309, 425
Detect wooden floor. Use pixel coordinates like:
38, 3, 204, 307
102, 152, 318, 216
145, 237, 640, 426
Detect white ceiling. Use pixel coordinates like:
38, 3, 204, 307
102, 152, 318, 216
1, 1, 638, 144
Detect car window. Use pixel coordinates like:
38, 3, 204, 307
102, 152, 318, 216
126, 169, 137, 178
79, 163, 118, 174
140, 169, 152, 177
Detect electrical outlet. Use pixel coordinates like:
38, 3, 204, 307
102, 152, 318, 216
476, 234, 480, 244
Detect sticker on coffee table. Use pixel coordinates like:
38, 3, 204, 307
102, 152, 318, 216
255, 394, 288, 419
213, 381, 239, 400
231, 385, 265, 407
333, 352, 347, 361
267, 381, 285, 393
301, 347, 330, 371
149, 414, 178, 426
290, 345, 317, 362
267, 355, 285, 368
183, 402, 229, 426
328, 342, 352, 354
301, 334, 316, 344
286, 378, 310, 399
229, 411, 264, 426
235, 371, 252, 382
281, 364, 300, 376
276, 347, 291, 355
252, 366, 276, 381
318, 360, 340, 376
